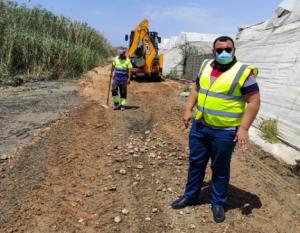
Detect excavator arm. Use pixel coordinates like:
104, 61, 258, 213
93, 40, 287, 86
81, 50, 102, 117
127, 19, 158, 75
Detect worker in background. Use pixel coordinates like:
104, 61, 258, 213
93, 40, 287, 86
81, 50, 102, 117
110, 47, 132, 111
171, 36, 260, 223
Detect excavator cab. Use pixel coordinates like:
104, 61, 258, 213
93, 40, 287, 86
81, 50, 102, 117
126, 31, 146, 68
125, 19, 163, 79
149, 32, 161, 51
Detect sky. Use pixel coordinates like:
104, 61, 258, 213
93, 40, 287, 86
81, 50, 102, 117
16, 0, 283, 46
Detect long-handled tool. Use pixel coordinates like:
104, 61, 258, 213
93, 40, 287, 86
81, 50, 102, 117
102, 74, 113, 109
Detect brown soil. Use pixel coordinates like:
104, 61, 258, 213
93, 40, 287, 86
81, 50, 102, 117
0, 65, 299, 233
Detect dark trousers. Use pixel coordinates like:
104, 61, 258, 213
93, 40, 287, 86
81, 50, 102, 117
184, 119, 237, 207
111, 79, 127, 104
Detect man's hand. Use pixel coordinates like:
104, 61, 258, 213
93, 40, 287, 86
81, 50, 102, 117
234, 127, 249, 151
182, 83, 199, 129
183, 109, 193, 129
234, 92, 260, 151
127, 79, 131, 85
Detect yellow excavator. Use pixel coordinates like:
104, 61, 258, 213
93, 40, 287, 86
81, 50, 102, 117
125, 19, 163, 80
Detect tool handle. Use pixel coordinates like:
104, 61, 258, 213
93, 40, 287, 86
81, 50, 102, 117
106, 74, 113, 106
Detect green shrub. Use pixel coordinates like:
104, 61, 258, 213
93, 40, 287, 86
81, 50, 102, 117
164, 68, 179, 80
183, 84, 192, 92
259, 118, 279, 143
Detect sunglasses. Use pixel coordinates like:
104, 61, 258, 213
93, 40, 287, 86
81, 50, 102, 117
215, 48, 233, 54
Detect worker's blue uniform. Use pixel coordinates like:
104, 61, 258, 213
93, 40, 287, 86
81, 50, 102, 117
184, 119, 237, 207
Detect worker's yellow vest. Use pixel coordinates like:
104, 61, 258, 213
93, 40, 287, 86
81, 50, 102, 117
113, 57, 132, 70
195, 59, 258, 127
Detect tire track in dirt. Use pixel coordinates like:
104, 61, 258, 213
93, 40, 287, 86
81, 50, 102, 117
235, 146, 300, 220
101, 96, 172, 233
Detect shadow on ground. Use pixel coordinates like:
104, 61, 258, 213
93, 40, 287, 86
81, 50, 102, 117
125, 105, 140, 110
197, 182, 262, 215
132, 76, 163, 83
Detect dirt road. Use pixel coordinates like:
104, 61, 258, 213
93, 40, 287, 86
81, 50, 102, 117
0, 66, 299, 233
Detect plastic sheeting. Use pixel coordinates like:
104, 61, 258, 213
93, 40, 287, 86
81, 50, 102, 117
236, 0, 300, 151
159, 32, 220, 75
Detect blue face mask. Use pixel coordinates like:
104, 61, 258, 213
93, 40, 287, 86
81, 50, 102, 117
215, 51, 233, 65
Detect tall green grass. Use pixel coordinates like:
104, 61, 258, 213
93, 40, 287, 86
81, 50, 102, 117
0, 1, 113, 81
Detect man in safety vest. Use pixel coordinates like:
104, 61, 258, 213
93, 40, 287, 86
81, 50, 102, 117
110, 48, 132, 110
171, 36, 261, 223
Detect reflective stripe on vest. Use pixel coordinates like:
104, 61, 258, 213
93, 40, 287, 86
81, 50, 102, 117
199, 87, 245, 101
195, 59, 258, 127
115, 68, 128, 75
197, 106, 244, 118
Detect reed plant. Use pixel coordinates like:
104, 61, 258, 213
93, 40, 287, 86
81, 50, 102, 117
0, 1, 113, 81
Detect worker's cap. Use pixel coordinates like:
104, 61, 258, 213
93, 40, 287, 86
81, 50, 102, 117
119, 47, 126, 55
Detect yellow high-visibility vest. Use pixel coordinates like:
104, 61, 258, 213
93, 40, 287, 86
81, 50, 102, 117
195, 59, 258, 127
113, 56, 132, 74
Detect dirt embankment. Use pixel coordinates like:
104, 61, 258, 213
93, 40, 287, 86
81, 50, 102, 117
0, 66, 299, 233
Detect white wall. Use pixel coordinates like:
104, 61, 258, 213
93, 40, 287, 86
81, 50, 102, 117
236, 0, 300, 157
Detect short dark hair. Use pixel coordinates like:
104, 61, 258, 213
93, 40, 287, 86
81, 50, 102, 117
213, 36, 235, 48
